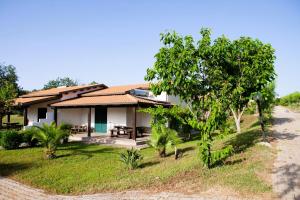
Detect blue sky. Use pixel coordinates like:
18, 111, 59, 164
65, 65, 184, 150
0, 0, 299, 96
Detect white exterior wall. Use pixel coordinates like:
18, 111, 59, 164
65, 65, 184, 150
107, 107, 127, 133
58, 108, 95, 128
136, 110, 151, 127
27, 103, 151, 133
27, 101, 56, 126
149, 91, 167, 101
149, 91, 186, 106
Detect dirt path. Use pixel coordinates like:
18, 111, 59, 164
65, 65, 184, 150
272, 106, 300, 200
0, 176, 248, 200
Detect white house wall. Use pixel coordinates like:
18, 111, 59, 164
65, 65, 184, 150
57, 108, 95, 128
107, 107, 127, 131
27, 102, 151, 133
136, 110, 151, 127
27, 101, 56, 126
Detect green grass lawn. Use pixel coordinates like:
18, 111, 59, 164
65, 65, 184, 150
0, 115, 274, 198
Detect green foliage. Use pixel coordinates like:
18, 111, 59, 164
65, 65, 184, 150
140, 105, 193, 140
279, 92, 300, 106
0, 64, 18, 90
43, 77, 78, 89
120, 148, 143, 170
145, 28, 275, 168
20, 127, 40, 147
59, 123, 73, 131
260, 81, 276, 117
59, 123, 73, 143
244, 101, 257, 115
0, 64, 20, 128
90, 81, 98, 85
0, 81, 17, 128
0, 130, 22, 149
149, 124, 182, 157
33, 122, 68, 159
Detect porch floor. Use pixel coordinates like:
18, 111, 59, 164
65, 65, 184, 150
68, 133, 149, 149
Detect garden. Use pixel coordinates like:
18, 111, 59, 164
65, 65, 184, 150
0, 114, 274, 198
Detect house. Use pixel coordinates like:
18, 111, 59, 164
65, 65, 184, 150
14, 83, 180, 141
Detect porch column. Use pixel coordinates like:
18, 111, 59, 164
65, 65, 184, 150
6, 110, 11, 123
23, 107, 28, 126
53, 107, 57, 126
132, 106, 137, 141
87, 107, 91, 137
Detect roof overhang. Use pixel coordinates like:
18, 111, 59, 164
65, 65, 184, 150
50, 94, 171, 108
14, 96, 58, 107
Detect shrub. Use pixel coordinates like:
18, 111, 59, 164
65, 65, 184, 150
33, 122, 68, 159
120, 148, 143, 170
279, 92, 300, 106
149, 124, 182, 157
59, 123, 73, 143
0, 130, 22, 149
20, 127, 39, 147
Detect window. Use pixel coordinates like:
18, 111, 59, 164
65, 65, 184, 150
38, 108, 47, 121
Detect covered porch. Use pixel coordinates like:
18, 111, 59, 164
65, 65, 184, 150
68, 133, 149, 148
50, 105, 151, 141
50, 93, 170, 141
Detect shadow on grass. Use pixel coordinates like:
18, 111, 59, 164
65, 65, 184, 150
224, 158, 244, 166
0, 162, 33, 177
56, 142, 119, 159
225, 129, 262, 153
165, 146, 195, 157
140, 161, 160, 168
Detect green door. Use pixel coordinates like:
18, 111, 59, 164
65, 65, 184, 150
95, 107, 107, 133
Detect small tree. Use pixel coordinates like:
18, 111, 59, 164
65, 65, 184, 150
33, 123, 68, 159
140, 106, 184, 158
149, 124, 182, 157
0, 64, 19, 128
0, 82, 17, 128
223, 38, 276, 133
43, 77, 78, 89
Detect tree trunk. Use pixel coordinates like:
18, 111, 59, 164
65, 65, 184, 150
230, 107, 245, 134
0, 113, 3, 129
256, 100, 266, 140
159, 148, 166, 157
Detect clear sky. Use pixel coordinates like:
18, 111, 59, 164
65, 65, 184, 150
0, 0, 299, 96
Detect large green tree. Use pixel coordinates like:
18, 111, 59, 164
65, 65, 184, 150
145, 28, 276, 167
145, 29, 233, 168
43, 77, 78, 89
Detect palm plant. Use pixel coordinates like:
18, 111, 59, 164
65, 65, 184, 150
149, 124, 182, 157
120, 148, 143, 170
33, 122, 68, 159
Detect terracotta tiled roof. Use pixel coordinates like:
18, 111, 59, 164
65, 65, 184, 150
82, 83, 150, 96
21, 84, 107, 98
51, 94, 169, 107
14, 96, 57, 106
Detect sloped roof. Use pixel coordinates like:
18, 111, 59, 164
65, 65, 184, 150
21, 84, 107, 98
14, 96, 57, 106
51, 94, 169, 107
82, 83, 150, 96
